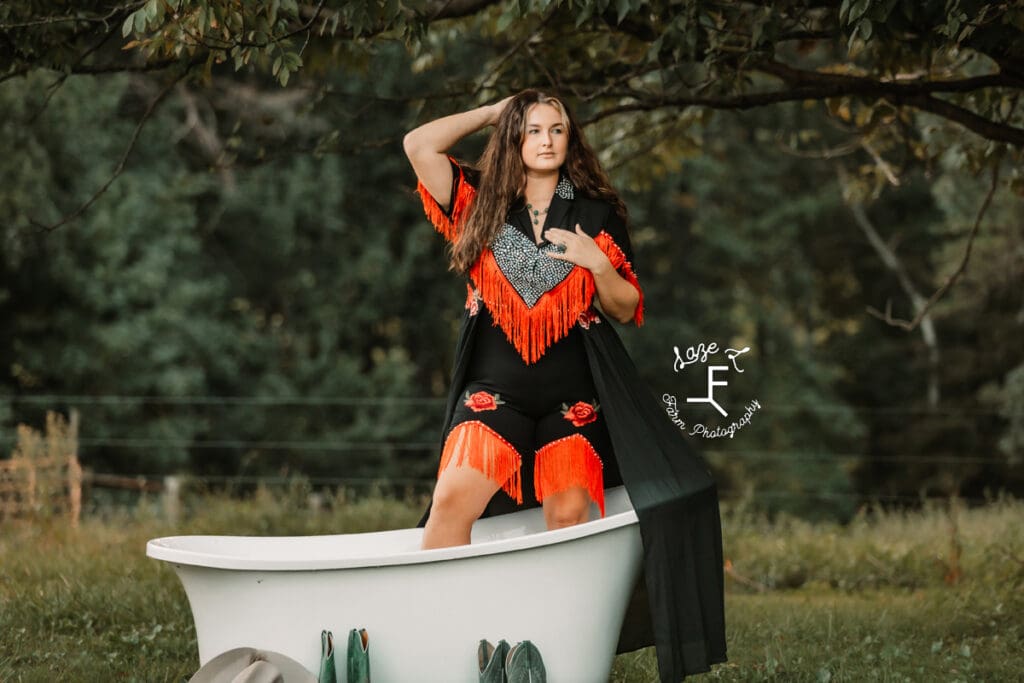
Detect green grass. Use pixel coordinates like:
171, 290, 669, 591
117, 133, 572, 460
1, 488, 1022, 682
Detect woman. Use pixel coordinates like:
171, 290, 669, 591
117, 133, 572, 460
404, 90, 726, 682
405, 90, 642, 550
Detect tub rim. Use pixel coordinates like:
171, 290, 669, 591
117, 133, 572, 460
146, 486, 639, 571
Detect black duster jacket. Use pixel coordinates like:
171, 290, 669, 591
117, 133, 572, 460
415, 160, 727, 682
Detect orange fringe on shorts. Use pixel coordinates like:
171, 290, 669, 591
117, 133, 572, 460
437, 420, 523, 504
534, 434, 605, 517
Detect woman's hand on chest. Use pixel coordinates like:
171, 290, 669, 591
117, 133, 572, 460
542, 224, 613, 275
543, 222, 641, 324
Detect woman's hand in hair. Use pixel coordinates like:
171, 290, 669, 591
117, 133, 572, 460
487, 96, 514, 125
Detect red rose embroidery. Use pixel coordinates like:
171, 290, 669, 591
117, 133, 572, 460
464, 390, 504, 412
578, 308, 601, 329
465, 286, 481, 317
562, 400, 599, 427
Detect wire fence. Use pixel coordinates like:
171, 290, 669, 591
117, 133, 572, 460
75, 471, 1015, 506
2, 394, 1019, 513
0, 433, 1011, 462
2, 393, 1012, 416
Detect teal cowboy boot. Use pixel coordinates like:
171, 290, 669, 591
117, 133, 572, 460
347, 628, 371, 683
505, 641, 546, 683
318, 630, 336, 683
478, 639, 510, 683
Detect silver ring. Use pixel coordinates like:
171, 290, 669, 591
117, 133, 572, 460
555, 243, 567, 253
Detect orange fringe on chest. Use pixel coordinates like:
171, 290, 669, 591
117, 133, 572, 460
469, 231, 644, 364
415, 166, 644, 360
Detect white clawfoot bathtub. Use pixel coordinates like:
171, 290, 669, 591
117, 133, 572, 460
147, 485, 642, 682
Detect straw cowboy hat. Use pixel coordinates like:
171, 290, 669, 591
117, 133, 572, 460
188, 647, 318, 683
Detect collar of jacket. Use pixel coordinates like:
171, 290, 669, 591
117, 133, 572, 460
508, 171, 576, 244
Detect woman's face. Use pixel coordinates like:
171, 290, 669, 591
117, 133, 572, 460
520, 103, 569, 174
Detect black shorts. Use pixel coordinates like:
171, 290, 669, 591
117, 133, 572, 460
438, 308, 621, 515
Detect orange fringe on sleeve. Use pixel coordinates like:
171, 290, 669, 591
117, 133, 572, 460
534, 434, 605, 517
415, 156, 477, 243
594, 231, 644, 326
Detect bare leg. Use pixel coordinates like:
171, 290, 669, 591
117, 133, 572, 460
542, 485, 591, 530
421, 465, 502, 549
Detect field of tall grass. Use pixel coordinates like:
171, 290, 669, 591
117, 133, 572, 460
1, 484, 1022, 682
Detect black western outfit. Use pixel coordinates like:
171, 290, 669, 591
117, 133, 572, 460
415, 158, 727, 682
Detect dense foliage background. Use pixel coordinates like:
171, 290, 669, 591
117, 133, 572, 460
2, 0, 1022, 519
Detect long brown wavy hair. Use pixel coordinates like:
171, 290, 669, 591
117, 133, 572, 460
450, 89, 628, 274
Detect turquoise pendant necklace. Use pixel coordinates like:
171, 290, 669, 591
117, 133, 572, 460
525, 203, 549, 226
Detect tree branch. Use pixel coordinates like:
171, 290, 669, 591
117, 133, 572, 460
866, 162, 1001, 331
28, 70, 187, 234
900, 92, 1024, 147
585, 60, 1024, 147
759, 59, 1024, 146
296, 0, 502, 38
0, 2, 143, 29
839, 162, 941, 406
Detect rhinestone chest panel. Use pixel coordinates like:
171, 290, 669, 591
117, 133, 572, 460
490, 224, 575, 307
555, 175, 574, 200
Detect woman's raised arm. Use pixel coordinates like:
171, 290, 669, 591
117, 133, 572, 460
402, 97, 511, 210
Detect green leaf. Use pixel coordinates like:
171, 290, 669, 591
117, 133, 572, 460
122, 13, 135, 38
645, 34, 664, 61
575, 5, 593, 27
1000, 96, 1013, 120
847, 28, 859, 53
848, 0, 870, 24
839, 0, 852, 24
860, 18, 872, 40
496, 10, 516, 32
616, 0, 631, 24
